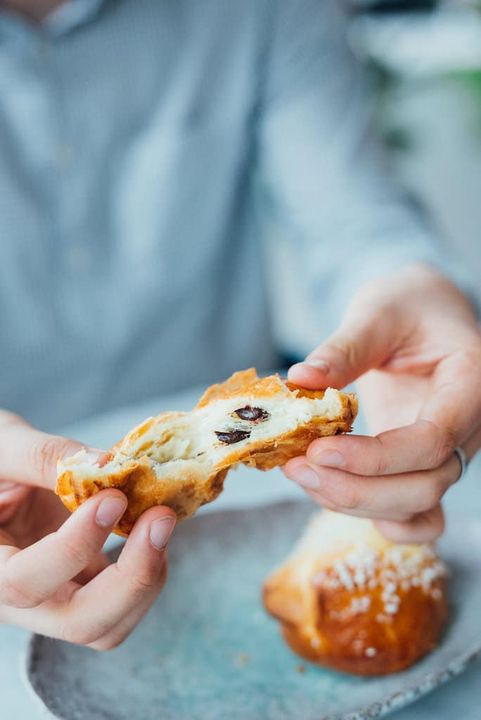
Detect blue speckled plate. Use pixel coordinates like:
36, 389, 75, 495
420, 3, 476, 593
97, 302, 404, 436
26, 501, 481, 720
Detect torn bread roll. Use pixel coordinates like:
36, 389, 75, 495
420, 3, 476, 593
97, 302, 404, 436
263, 510, 448, 676
56, 369, 357, 536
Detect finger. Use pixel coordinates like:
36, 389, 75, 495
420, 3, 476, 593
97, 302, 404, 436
287, 304, 403, 390
0, 490, 127, 608
87, 559, 169, 651
74, 552, 110, 586
0, 482, 31, 524
0, 562, 165, 648
283, 454, 459, 521
63, 507, 175, 645
417, 343, 481, 461
462, 424, 481, 461
0, 410, 103, 490
374, 504, 445, 544
304, 419, 471, 477
0, 507, 175, 645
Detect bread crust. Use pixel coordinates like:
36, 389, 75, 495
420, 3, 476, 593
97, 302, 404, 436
56, 369, 357, 535
57, 462, 229, 538
264, 570, 448, 675
263, 514, 448, 676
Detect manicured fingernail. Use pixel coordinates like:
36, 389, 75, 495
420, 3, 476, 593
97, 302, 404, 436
312, 450, 345, 468
287, 464, 320, 490
95, 496, 127, 528
150, 516, 176, 551
305, 357, 330, 373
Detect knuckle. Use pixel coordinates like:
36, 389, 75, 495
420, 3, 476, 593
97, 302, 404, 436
425, 421, 457, 468
29, 435, 74, 481
372, 433, 395, 476
90, 633, 128, 652
60, 537, 92, 569
60, 619, 101, 646
128, 572, 158, 595
126, 558, 167, 597
329, 339, 360, 371
328, 482, 360, 510
0, 573, 39, 609
418, 481, 442, 513
373, 450, 388, 477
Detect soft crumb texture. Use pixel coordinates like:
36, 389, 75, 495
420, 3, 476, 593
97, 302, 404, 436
56, 369, 357, 535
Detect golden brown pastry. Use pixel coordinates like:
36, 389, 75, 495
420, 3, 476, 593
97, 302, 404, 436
56, 369, 357, 536
263, 510, 448, 676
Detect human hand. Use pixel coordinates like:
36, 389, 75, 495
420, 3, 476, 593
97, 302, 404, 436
285, 264, 481, 542
0, 411, 175, 649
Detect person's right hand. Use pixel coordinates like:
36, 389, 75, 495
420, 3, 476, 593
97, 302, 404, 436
0, 410, 176, 650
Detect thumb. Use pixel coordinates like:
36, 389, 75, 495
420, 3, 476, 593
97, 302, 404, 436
0, 410, 103, 490
288, 307, 399, 390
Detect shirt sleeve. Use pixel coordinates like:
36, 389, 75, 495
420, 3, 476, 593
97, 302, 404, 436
257, 0, 475, 336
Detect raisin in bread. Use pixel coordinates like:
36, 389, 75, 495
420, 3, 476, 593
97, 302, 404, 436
56, 369, 356, 535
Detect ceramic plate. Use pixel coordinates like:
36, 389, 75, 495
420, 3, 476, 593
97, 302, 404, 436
26, 501, 481, 720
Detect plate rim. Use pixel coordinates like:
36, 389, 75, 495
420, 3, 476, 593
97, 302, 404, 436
24, 501, 481, 720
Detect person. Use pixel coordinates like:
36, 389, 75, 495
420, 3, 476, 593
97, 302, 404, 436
0, 0, 480, 649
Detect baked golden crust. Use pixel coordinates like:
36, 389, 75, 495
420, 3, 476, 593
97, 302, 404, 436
57, 461, 229, 538
264, 566, 448, 675
56, 369, 357, 535
263, 512, 449, 676
197, 371, 357, 472
197, 368, 292, 406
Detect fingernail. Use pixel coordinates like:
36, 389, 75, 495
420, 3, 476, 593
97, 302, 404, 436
305, 357, 330, 373
150, 516, 176, 551
287, 464, 320, 490
311, 450, 345, 468
95, 496, 127, 528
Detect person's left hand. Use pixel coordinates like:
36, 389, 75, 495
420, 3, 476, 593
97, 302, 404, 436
284, 263, 481, 543
0, 412, 176, 648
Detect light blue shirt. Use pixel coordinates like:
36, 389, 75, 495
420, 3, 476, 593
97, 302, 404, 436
0, 0, 461, 431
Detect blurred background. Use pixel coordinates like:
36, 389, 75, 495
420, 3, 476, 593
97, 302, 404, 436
2, 0, 481, 430
271, 0, 481, 360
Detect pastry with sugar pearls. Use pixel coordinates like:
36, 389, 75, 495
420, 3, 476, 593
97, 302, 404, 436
263, 510, 448, 676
